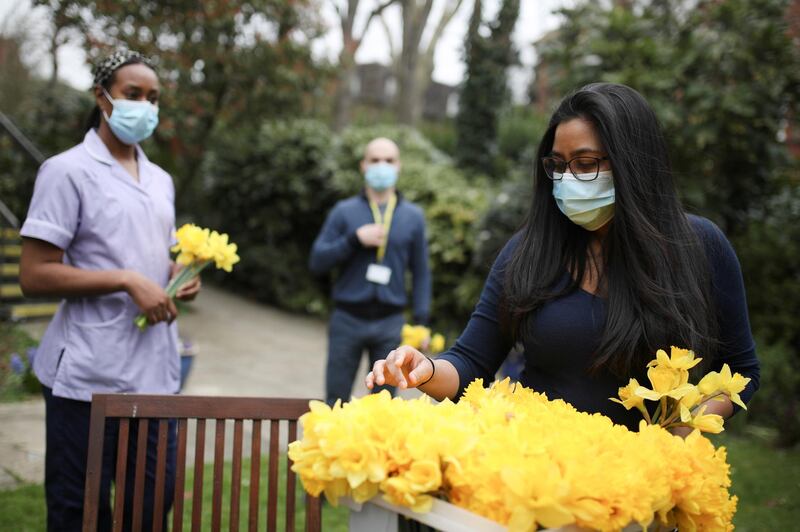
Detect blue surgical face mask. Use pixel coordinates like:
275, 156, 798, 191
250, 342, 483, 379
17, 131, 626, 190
552, 170, 615, 231
102, 88, 159, 145
364, 162, 399, 191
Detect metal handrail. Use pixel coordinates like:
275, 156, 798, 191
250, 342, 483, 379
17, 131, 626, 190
0, 200, 19, 229
0, 110, 46, 229
0, 111, 45, 165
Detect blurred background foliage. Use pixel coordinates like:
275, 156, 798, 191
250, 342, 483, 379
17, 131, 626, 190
1, 0, 798, 446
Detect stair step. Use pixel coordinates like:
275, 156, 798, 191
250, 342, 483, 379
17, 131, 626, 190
1, 263, 20, 276
1, 283, 23, 298
5, 302, 60, 320
1, 228, 19, 240
1, 245, 22, 258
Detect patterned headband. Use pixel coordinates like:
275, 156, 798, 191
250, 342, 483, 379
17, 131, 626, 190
91, 50, 153, 87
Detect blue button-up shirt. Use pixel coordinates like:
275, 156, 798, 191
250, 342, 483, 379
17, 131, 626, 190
309, 193, 431, 324
21, 129, 180, 401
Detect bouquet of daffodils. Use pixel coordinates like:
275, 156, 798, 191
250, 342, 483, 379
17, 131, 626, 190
401, 324, 445, 354
611, 346, 751, 434
290, 348, 746, 532
134, 224, 240, 330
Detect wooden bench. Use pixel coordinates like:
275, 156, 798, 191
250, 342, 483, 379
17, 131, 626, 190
82, 394, 322, 531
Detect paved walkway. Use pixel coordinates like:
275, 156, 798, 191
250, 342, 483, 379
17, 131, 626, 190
0, 286, 414, 489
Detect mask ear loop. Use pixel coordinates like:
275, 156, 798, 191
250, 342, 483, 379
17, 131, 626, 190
99, 87, 115, 122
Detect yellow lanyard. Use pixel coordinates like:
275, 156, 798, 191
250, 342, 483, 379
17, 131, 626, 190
368, 194, 397, 263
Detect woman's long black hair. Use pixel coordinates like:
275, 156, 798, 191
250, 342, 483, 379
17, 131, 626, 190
502, 83, 717, 377
85, 56, 153, 131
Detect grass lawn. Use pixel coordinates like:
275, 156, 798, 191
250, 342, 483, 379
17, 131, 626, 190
0, 456, 349, 531
1, 435, 797, 530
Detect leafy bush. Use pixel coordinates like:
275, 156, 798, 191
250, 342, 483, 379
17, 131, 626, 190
0, 82, 93, 219
742, 340, 800, 447
0, 135, 38, 220
203, 120, 340, 313
732, 181, 800, 446
472, 172, 532, 269
496, 106, 548, 175
418, 120, 457, 156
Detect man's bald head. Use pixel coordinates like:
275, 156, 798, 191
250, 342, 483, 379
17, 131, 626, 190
361, 137, 401, 174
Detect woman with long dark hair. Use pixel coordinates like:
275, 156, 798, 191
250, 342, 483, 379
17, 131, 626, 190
19, 50, 199, 530
366, 83, 759, 431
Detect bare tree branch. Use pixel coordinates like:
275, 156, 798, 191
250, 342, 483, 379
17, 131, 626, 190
360, 0, 399, 41
423, 0, 464, 58
378, 11, 398, 65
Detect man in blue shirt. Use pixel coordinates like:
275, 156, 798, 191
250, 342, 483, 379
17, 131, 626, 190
310, 137, 431, 406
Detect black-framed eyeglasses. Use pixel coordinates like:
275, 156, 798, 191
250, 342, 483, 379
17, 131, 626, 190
541, 156, 610, 181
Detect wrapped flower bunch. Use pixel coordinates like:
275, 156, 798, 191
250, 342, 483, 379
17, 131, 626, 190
401, 324, 446, 354
134, 223, 240, 330
289, 348, 746, 532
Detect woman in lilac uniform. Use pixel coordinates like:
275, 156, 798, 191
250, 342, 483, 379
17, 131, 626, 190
19, 50, 200, 531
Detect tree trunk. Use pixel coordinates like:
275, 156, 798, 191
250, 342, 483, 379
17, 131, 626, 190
333, 49, 357, 131
331, 0, 397, 130
395, 0, 434, 125
396, 41, 421, 124
413, 0, 464, 122
49, 29, 59, 87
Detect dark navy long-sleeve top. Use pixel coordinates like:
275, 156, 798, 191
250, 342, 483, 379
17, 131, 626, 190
309, 193, 432, 324
438, 215, 760, 430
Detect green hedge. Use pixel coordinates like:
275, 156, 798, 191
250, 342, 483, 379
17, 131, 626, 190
203, 120, 341, 314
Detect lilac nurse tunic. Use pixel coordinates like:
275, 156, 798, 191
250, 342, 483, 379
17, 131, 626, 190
20, 129, 181, 401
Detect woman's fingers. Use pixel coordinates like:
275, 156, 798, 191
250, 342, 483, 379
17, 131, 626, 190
176, 277, 201, 300
371, 359, 388, 387
166, 298, 178, 323
386, 350, 408, 388
366, 346, 427, 390
144, 297, 177, 325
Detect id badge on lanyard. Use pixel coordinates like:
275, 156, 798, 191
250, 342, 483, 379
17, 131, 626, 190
366, 194, 397, 285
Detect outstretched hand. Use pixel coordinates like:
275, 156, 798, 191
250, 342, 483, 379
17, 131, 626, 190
366, 345, 433, 390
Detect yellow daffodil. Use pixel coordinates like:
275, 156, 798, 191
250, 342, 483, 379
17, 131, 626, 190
698, 364, 751, 409
402, 324, 446, 354
206, 230, 240, 272
688, 406, 725, 434
635, 365, 695, 401
291, 367, 737, 532
679, 387, 703, 422
430, 333, 446, 354
136, 223, 239, 330
611, 378, 653, 424
401, 324, 429, 348
648, 346, 703, 371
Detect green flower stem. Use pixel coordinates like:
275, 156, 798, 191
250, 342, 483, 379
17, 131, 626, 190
637, 405, 653, 425
651, 401, 662, 425
660, 407, 682, 428
134, 314, 148, 331
134, 261, 211, 331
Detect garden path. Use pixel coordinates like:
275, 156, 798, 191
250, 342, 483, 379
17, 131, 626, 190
0, 286, 413, 489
